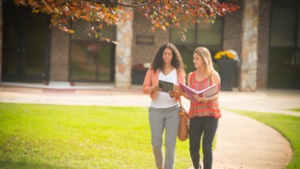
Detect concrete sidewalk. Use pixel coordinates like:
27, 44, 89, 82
0, 82, 299, 169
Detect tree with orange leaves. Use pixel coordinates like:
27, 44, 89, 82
11, 0, 240, 42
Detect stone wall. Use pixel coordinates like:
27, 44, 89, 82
240, 0, 260, 92
115, 2, 133, 88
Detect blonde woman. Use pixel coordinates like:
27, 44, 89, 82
183, 47, 221, 169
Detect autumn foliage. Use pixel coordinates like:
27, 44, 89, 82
11, 0, 240, 41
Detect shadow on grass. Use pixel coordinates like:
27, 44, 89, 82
0, 161, 76, 169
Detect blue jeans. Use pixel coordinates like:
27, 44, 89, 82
189, 116, 218, 169
148, 105, 180, 169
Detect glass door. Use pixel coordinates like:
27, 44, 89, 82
269, 0, 300, 89
2, 3, 50, 82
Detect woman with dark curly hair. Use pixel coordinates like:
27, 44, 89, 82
142, 43, 186, 169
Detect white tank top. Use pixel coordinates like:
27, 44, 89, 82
150, 69, 178, 108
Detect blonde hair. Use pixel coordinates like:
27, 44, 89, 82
194, 47, 215, 76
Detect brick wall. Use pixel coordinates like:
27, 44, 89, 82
0, 1, 272, 88
131, 12, 169, 67
257, 0, 271, 88
223, 0, 243, 88
223, 0, 270, 89
49, 27, 70, 81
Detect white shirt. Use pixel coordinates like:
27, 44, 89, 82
150, 69, 178, 108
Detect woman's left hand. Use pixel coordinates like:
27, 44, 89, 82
169, 90, 183, 98
169, 83, 182, 98
193, 94, 207, 103
168, 91, 175, 98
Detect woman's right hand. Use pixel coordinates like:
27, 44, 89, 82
151, 86, 161, 94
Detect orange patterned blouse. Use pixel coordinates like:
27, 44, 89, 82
188, 72, 221, 119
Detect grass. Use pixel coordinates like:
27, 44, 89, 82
288, 108, 300, 112
1, 103, 299, 169
0, 103, 191, 169
226, 108, 300, 169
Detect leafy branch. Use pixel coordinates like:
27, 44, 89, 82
10, 0, 240, 42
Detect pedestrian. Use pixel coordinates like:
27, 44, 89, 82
182, 47, 221, 169
142, 42, 186, 169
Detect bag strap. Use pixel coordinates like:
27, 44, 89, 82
207, 74, 210, 87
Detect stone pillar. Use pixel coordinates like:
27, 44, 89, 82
115, 0, 133, 88
240, 0, 259, 92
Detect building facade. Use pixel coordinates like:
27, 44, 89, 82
0, 0, 299, 91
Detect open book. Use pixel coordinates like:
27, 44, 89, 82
179, 82, 219, 102
159, 80, 174, 93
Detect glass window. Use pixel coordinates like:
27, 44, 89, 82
268, 47, 295, 88
170, 18, 223, 74
268, 1, 300, 89
197, 19, 223, 45
170, 24, 196, 44
71, 20, 116, 41
70, 20, 116, 82
296, 10, 300, 88
270, 8, 296, 47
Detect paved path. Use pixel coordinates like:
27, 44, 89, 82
0, 82, 299, 169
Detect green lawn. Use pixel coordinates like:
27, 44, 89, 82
288, 108, 300, 112
1, 103, 299, 169
0, 103, 190, 169
227, 108, 300, 169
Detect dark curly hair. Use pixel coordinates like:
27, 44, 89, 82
151, 43, 186, 76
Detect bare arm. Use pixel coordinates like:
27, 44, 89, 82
205, 70, 221, 102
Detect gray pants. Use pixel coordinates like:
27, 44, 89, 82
148, 105, 180, 169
